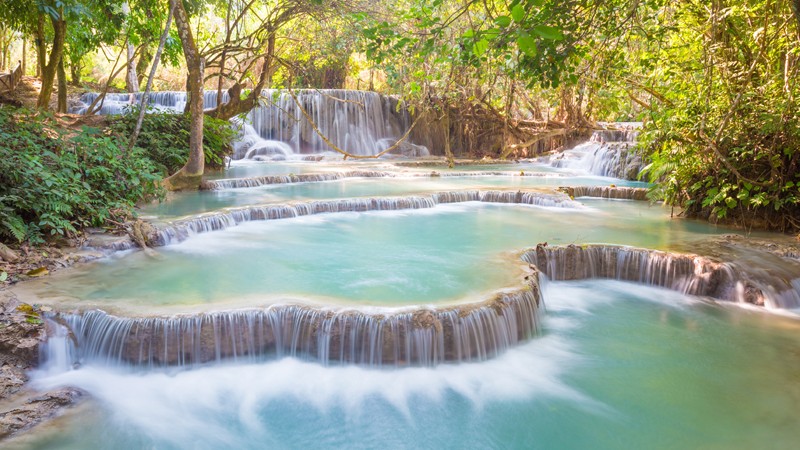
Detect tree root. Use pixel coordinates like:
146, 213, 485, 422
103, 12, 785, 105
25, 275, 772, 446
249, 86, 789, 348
126, 219, 160, 258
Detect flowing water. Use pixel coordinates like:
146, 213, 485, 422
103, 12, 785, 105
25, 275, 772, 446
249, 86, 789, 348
12, 96, 800, 448
13, 282, 800, 449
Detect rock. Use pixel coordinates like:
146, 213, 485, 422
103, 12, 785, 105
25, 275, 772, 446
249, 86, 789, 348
0, 366, 27, 399
126, 219, 158, 249
411, 310, 441, 333
0, 388, 84, 439
0, 293, 45, 385
0, 244, 18, 263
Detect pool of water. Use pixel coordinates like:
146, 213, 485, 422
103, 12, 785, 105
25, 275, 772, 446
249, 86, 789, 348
19, 199, 740, 313
13, 281, 800, 449
8, 151, 800, 450
143, 167, 648, 219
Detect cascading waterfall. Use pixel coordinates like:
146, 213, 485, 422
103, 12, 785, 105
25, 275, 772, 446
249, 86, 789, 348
147, 191, 582, 247
38, 320, 77, 375
591, 128, 640, 143
245, 89, 425, 158
70, 91, 229, 115
550, 129, 644, 180
205, 170, 561, 190
40, 282, 542, 369
559, 186, 649, 201
70, 89, 429, 159
207, 171, 399, 189
523, 244, 800, 308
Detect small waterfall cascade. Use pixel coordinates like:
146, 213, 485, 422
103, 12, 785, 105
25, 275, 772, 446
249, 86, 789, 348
558, 186, 649, 201
523, 244, 800, 308
206, 170, 560, 190
149, 191, 581, 247
40, 282, 542, 369
207, 171, 397, 189
70, 89, 429, 159
230, 118, 294, 161
550, 126, 644, 180
591, 128, 640, 143
38, 318, 77, 375
245, 89, 426, 158
70, 91, 229, 115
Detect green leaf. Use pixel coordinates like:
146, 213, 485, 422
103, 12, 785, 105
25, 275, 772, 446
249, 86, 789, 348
517, 35, 537, 57
0, 272, 7, 282
494, 15, 512, 27
472, 39, 489, 57
533, 25, 564, 41
510, 5, 525, 23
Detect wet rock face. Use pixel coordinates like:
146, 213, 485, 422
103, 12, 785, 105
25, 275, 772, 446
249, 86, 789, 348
522, 244, 800, 308
0, 366, 27, 400
0, 293, 70, 443
0, 293, 45, 398
560, 186, 649, 201
0, 388, 84, 439
54, 273, 543, 369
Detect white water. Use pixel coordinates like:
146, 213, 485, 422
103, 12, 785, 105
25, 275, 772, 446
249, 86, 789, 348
72, 90, 427, 160
9, 115, 800, 449
24, 281, 800, 449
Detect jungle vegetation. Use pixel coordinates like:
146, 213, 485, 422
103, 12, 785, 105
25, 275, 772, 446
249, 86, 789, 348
0, 0, 798, 242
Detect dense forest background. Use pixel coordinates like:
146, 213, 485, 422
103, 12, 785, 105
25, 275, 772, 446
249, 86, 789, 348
0, 0, 798, 243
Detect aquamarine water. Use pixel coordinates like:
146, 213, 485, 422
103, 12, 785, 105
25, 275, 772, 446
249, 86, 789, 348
143, 162, 648, 219
22, 199, 734, 312
8, 155, 800, 449
13, 281, 800, 449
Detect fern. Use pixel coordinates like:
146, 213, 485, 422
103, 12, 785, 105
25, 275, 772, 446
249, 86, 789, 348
2, 216, 27, 243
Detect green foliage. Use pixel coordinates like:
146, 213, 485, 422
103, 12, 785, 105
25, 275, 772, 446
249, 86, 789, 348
637, 0, 800, 231
109, 110, 235, 175
358, 0, 581, 97
0, 106, 163, 244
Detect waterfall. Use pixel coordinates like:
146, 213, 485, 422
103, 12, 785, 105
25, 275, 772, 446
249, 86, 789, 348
230, 119, 294, 161
550, 128, 644, 180
206, 171, 559, 190
70, 89, 428, 159
70, 91, 228, 115
523, 244, 800, 308
41, 283, 542, 369
149, 191, 582, 247
246, 89, 419, 157
207, 171, 397, 189
559, 186, 649, 201
590, 129, 640, 143
38, 319, 77, 375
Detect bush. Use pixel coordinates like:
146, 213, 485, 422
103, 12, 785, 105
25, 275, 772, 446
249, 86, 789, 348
109, 110, 235, 176
0, 107, 163, 244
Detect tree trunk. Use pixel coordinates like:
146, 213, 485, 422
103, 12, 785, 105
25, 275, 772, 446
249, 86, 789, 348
793, 1, 800, 31
136, 45, 151, 85
22, 38, 26, 75
1, 27, 6, 71
36, 13, 66, 110
34, 17, 45, 78
56, 56, 67, 113
125, 42, 139, 92
206, 32, 275, 120
128, 4, 174, 152
70, 60, 81, 86
164, 0, 205, 191
214, 1, 233, 119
